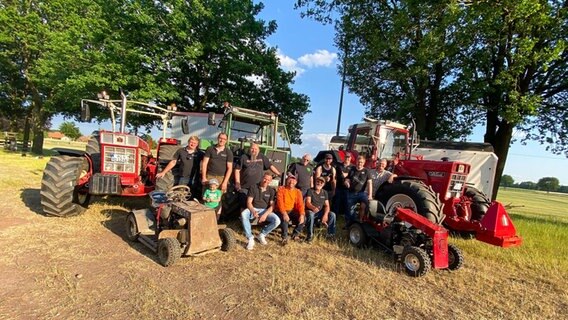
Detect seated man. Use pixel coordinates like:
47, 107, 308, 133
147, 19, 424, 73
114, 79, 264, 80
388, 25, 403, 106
344, 155, 373, 226
305, 177, 336, 242
275, 173, 305, 245
240, 173, 281, 250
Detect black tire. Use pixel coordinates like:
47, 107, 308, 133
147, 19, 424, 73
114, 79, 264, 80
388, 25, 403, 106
157, 144, 179, 162
157, 237, 181, 267
378, 180, 444, 224
41, 156, 90, 217
464, 186, 491, 221
86, 135, 100, 173
447, 243, 464, 271
125, 213, 139, 241
349, 223, 368, 247
155, 171, 175, 192
401, 246, 431, 277
219, 228, 237, 251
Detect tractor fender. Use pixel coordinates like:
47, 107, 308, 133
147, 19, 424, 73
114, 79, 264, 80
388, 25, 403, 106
52, 148, 86, 157
132, 209, 155, 235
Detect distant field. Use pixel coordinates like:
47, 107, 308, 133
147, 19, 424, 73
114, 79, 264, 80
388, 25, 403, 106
0, 150, 566, 319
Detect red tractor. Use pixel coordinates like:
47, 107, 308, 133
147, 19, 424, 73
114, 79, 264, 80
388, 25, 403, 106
320, 118, 522, 247
40, 91, 185, 217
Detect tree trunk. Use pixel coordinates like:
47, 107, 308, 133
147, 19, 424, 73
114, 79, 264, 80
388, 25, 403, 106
486, 120, 514, 200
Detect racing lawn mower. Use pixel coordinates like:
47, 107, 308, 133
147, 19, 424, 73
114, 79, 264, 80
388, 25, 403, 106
349, 201, 464, 277
125, 186, 236, 267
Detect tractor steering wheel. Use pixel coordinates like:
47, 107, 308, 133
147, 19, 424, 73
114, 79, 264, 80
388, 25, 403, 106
166, 185, 191, 202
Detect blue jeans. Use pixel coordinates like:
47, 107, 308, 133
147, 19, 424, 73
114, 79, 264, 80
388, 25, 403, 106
306, 209, 336, 239
346, 192, 369, 224
241, 208, 281, 239
332, 188, 349, 216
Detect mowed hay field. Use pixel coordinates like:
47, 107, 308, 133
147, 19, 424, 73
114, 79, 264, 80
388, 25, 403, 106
0, 149, 567, 320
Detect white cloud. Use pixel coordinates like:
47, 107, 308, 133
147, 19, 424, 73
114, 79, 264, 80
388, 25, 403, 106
292, 133, 336, 158
298, 50, 337, 68
245, 74, 264, 88
276, 50, 305, 76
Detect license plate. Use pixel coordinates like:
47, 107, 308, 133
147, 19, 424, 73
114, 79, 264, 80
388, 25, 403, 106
453, 183, 462, 190
110, 154, 129, 163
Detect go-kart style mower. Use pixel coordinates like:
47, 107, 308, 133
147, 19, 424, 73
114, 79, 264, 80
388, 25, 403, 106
125, 185, 236, 267
348, 201, 464, 277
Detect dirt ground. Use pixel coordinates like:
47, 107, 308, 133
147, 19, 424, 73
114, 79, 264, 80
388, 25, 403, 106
0, 155, 566, 320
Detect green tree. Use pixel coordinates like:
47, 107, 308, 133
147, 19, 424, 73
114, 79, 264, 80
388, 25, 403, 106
297, 0, 567, 199
58, 121, 82, 140
518, 181, 537, 190
500, 174, 515, 189
537, 177, 560, 193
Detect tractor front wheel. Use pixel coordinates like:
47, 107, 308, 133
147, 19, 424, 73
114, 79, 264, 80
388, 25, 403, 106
447, 243, 464, 271
378, 180, 444, 224
401, 246, 431, 277
41, 156, 90, 217
349, 223, 368, 247
86, 135, 100, 173
125, 213, 139, 241
157, 237, 182, 267
464, 186, 491, 221
219, 228, 237, 251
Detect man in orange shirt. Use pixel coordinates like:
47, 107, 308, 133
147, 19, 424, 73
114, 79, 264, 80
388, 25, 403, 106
275, 173, 306, 245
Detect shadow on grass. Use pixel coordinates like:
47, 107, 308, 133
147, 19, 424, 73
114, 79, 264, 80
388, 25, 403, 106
100, 207, 159, 263
20, 188, 45, 216
509, 213, 568, 228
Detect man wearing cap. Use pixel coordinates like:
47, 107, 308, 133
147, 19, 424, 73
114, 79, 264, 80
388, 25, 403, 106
287, 153, 313, 197
314, 153, 336, 197
332, 152, 353, 216
305, 176, 336, 242
240, 173, 281, 250
234, 143, 281, 209
275, 173, 305, 245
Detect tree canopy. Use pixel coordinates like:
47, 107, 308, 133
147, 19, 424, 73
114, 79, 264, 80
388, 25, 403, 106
296, 0, 567, 198
537, 177, 560, 193
500, 174, 514, 188
58, 121, 82, 140
0, 0, 310, 153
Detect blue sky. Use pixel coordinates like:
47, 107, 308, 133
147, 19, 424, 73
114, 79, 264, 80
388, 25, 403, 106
53, 2, 567, 185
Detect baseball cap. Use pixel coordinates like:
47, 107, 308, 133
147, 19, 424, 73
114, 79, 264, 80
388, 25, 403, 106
325, 154, 333, 159
315, 176, 326, 183
208, 178, 219, 185
286, 173, 297, 180
344, 152, 352, 158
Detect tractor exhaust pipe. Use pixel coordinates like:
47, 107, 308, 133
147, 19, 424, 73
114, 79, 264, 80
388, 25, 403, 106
120, 89, 127, 133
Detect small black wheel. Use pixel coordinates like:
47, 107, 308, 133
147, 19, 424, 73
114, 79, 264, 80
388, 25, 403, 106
447, 243, 464, 271
349, 223, 368, 247
157, 238, 181, 267
401, 246, 431, 277
219, 228, 237, 251
125, 213, 139, 241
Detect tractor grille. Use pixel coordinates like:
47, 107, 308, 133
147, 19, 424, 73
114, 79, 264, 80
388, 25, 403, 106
89, 173, 122, 195
103, 146, 136, 173
448, 174, 467, 197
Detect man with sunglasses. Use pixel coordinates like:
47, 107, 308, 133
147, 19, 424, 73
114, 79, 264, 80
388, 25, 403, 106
305, 176, 336, 242
287, 153, 313, 197
156, 135, 203, 192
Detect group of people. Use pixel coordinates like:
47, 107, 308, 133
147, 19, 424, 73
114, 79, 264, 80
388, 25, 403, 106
156, 133, 397, 250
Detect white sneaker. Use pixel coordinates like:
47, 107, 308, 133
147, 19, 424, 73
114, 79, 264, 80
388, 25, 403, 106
256, 233, 268, 245
246, 237, 255, 250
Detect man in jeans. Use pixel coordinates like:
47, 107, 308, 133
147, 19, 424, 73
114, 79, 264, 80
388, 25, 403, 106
275, 173, 305, 245
305, 176, 336, 242
344, 155, 373, 226
240, 173, 280, 250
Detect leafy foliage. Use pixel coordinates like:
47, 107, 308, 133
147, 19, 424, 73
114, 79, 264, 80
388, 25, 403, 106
500, 174, 514, 188
58, 121, 82, 140
537, 177, 560, 193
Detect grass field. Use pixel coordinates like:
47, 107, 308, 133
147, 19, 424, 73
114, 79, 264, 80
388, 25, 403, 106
0, 148, 566, 319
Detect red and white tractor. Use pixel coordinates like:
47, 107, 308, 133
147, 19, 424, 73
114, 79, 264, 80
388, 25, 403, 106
319, 118, 522, 248
40, 91, 184, 217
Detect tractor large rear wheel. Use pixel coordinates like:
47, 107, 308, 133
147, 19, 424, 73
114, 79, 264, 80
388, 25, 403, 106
86, 135, 100, 173
41, 156, 90, 217
464, 186, 491, 221
155, 144, 179, 192
378, 180, 444, 224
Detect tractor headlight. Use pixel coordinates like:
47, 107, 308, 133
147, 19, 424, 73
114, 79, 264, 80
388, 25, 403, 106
457, 164, 465, 173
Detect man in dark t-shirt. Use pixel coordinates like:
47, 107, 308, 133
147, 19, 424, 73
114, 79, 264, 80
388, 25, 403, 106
345, 155, 373, 225
201, 132, 234, 193
287, 153, 313, 197
332, 152, 352, 216
305, 176, 337, 242
157, 136, 203, 190
234, 143, 281, 208
240, 173, 280, 250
